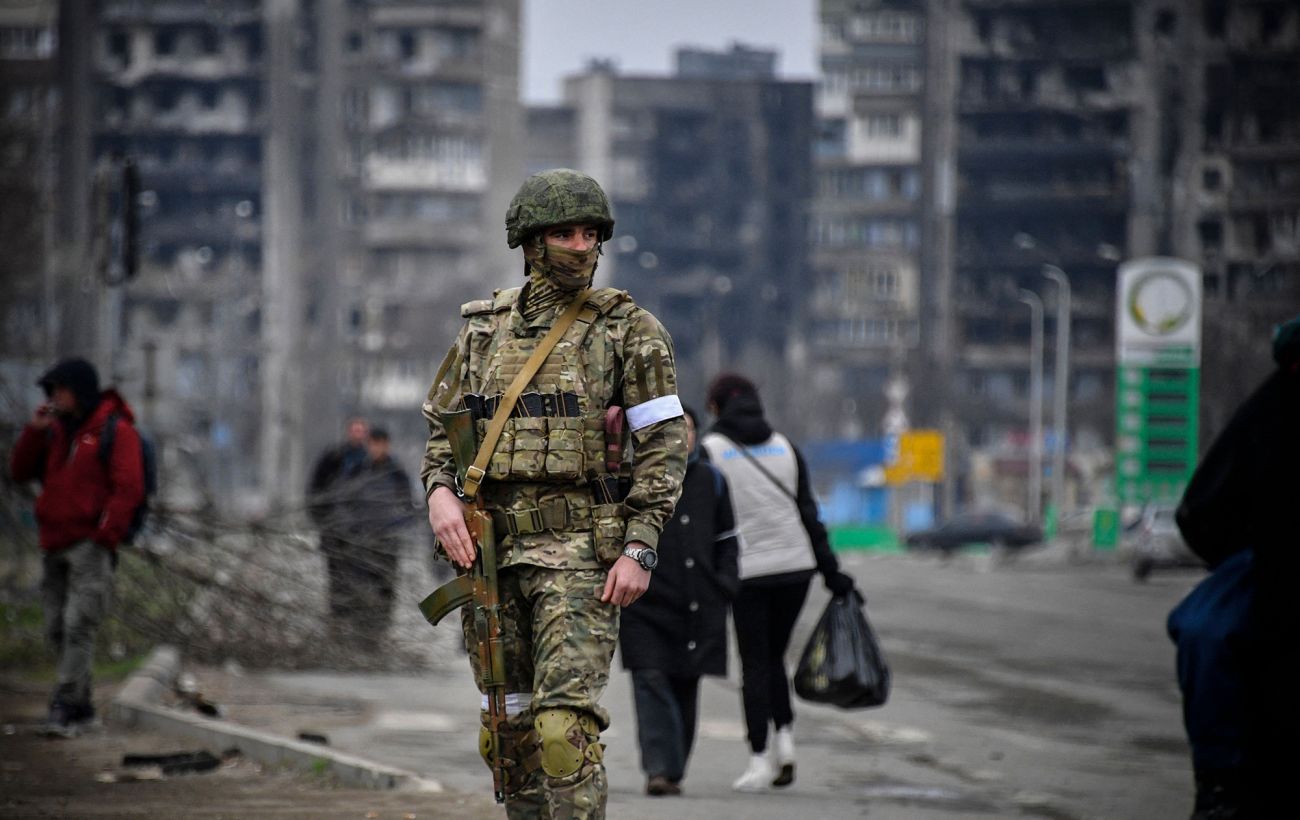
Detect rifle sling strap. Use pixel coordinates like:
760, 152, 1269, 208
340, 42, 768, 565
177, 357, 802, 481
461, 288, 594, 499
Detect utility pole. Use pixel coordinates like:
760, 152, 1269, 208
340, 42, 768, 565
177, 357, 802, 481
1018, 288, 1044, 525
56, 0, 94, 356
261, 0, 306, 509
1042, 264, 1071, 530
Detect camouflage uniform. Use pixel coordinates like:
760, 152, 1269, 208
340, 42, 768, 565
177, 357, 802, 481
421, 169, 687, 818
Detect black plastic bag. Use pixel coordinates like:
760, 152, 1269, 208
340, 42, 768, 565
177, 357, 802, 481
794, 592, 890, 709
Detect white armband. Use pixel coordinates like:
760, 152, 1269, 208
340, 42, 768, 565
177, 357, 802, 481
626, 395, 684, 431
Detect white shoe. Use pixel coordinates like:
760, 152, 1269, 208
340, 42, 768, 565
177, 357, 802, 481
732, 753, 774, 792
772, 727, 795, 787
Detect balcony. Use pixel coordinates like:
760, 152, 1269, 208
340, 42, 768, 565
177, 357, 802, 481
99, 0, 260, 25
362, 219, 481, 248
363, 157, 486, 192
959, 135, 1127, 163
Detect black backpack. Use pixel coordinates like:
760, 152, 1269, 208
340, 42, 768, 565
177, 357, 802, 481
98, 412, 157, 544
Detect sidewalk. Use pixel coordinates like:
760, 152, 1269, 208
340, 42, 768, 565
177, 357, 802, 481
0, 666, 501, 819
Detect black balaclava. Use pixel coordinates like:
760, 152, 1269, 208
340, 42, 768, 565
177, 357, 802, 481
37, 358, 101, 424
708, 373, 773, 446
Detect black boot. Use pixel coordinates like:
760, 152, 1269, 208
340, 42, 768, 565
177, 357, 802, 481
1191, 769, 1246, 820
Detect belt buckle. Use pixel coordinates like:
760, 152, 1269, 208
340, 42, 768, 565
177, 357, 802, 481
509, 506, 544, 535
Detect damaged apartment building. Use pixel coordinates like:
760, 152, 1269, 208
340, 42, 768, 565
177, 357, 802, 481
917, 0, 1299, 512
51, 0, 520, 510
525, 46, 814, 415
0, 2, 58, 378
805, 0, 926, 439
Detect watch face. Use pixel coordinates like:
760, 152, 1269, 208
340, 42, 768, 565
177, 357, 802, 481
640, 549, 658, 570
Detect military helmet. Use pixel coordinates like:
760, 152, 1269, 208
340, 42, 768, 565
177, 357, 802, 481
504, 168, 615, 249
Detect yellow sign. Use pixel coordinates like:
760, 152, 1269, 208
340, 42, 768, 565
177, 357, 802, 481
884, 430, 944, 485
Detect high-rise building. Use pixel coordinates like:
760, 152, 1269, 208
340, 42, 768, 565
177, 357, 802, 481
809, 0, 926, 439
331, 0, 522, 473
924, 0, 1299, 513
535, 49, 815, 414
0, 1, 59, 373
43, 0, 521, 510
1171, 0, 1300, 438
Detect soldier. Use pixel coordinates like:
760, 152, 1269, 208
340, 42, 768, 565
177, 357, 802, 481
422, 168, 687, 818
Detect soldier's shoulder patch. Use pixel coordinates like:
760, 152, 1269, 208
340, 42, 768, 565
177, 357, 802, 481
492, 287, 523, 311
462, 288, 519, 317
588, 288, 635, 318
461, 298, 495, 317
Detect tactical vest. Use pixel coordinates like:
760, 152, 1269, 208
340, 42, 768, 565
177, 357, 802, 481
460, 286, 631, 485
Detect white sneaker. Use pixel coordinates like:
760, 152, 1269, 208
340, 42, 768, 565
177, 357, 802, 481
732, 753, 774, 792
772, 727, 795, 787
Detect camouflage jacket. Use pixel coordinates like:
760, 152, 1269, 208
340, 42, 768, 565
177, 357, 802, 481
422, 286, 687, 570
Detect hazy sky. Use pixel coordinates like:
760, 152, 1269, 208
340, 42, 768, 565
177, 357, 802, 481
521, 0, 818, 103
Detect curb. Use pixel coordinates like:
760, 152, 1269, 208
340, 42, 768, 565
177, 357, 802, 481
110, 646, 441, 792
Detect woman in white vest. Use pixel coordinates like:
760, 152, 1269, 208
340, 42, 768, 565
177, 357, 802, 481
701, 373, 856, 792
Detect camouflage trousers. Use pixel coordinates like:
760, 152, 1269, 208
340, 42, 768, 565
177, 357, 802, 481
41, 541, 115, 707
460, 565, 618, 820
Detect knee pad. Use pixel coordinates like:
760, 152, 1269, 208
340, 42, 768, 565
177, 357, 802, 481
534, 707, 603, 778
479, 720, 543, 796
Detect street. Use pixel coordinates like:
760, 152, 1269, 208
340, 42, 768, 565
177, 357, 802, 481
252, 548, 1202, 820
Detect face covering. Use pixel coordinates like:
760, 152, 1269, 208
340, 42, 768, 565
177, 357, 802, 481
525, 236, 600, 292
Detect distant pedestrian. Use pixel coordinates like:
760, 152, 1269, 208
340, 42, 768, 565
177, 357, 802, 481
9, 358, 145, 736
1169, 313, 1300, 818
346, 427, 417, 647
701, 373, 856, 792
307, 417, 374, 648
620, 405, 740, 796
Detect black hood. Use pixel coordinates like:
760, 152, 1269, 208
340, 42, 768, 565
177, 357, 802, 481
38, 358, 101, 416
711, 392, 773, 446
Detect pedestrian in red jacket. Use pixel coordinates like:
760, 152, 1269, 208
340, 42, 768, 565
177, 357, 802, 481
9, 358, 144, 736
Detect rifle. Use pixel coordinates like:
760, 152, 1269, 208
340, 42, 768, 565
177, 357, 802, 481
419, 501, 507, 802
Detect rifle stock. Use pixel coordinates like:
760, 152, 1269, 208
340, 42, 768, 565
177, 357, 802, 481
420, 502, 508, 803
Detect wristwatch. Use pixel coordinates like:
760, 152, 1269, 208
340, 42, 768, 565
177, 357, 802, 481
622, 544, 659, 571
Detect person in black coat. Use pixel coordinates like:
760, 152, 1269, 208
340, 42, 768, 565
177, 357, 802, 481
619, 405, 740, 797
1169, 314, 1300, 818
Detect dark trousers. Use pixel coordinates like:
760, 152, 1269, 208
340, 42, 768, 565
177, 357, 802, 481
1169, 548, 1296, 812
630, 669, 701, 783
323, 535, 398, 648
1168, 549, 1255, 774
732, 577, 810, 754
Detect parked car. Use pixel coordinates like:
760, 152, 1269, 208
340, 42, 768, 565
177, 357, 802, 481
904, 511, 1043, 553
1130, 503, 1204, 581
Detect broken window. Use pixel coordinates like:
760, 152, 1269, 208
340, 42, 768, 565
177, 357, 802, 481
155, 29, 176, 56
1154, 9, 1177, 37
816, 118, 846, 159
1064, 66, 1106, 92
1198, 219, 1223, 250
1204, 1, 1227, 38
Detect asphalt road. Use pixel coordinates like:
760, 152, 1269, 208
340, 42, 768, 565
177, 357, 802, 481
249, 547, 1203, 820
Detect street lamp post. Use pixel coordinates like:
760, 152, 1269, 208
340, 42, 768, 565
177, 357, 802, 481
1042, 264, 1071, 529
1018, 288, 1044, 525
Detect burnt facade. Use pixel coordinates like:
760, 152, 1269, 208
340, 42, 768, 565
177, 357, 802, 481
0, 2, 58, 371
536, 52, 815, 414
945, 1, 1138, 459
334, 0, 522, 474
38, 0, 521, 509
808, 0, 926, 439
924, 0, 1300, 512
1179, 0, 1300, 439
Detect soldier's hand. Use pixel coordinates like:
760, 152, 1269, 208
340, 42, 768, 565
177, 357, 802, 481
601, 554, 650, 607
428, 486, 474, 569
